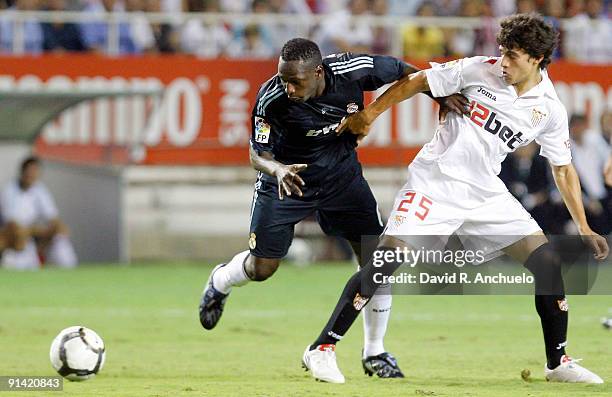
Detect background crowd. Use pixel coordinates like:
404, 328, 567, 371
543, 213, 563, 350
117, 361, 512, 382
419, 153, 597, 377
0, 0, 609, 62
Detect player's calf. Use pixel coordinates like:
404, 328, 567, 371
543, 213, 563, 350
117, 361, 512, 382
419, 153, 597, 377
245, 256, 280, 281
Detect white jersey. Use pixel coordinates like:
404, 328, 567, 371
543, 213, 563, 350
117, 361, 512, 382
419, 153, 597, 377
0, 180, 58, 226
421, 56, 572, 193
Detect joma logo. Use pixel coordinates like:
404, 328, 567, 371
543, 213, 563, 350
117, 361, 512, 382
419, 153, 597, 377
477, 86, 497, 101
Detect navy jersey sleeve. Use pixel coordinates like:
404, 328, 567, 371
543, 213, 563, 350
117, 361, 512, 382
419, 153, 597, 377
325, 53, 406, 91
249, 78, 283, 154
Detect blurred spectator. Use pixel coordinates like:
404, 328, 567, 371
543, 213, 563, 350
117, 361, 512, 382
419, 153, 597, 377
0, 0, 43, 54
433, 0, 461, 16
569, 114, 611, 234
564, 0, 612, 63
248, 0, 295, 55
500, 143, 560, 234
566, 0, 584, 17
269, 0, 313, 50
516, 0, 537, 13
315, 0, 351, 13
543, 0, 566, 60
0, 157, 77, 269
144, 0, 178, 52
181, 0, 231, 58
402, 2, 446, 59
472, 1, 498, 55
220, 0, 250, 12
447, 0, 481, 57
370, 0, 391, 54
601, 110, 612, 143
125, 0, 156, 53
268, 0, 312, 13
42, 0, 87, 52
489, 0, 515, 16
602, 110, 612, 187
161, 0, 182, 13
80, 0, 141, 54
387, 0, 424, 15
315, 0, 373, 56
226, 23, 275, 58
605, 152, 612, 187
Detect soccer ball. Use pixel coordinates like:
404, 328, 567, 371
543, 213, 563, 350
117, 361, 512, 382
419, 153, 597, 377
49, 326, 106, 381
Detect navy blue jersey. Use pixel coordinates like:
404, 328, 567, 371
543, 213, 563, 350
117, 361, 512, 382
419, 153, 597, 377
250, 53, 407, 184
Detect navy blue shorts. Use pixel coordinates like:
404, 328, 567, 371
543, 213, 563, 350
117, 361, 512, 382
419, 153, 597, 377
248, 167, 384, 259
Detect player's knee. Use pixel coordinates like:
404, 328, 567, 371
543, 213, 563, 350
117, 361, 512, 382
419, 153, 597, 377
524, 243, 564, 295
55, 221, 70, 236
248, 257, 280, 281
5, 222, 28, 251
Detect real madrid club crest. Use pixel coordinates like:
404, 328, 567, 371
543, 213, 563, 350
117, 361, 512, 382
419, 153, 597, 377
346, 102, 359, 114
248, 233, 257, 250
530, 108, 547, 128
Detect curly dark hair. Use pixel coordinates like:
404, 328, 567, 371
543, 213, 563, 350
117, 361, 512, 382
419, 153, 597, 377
280, 38, 322, 67
496, 13, 559, 69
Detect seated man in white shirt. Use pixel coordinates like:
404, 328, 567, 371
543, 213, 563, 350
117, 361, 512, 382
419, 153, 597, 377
1, 156, 77, 269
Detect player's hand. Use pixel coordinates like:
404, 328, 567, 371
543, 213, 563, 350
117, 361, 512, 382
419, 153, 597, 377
336, 109, 375, 138
438, 94, 470, 122
273, 163, 307, 200
580, 229, 609, 261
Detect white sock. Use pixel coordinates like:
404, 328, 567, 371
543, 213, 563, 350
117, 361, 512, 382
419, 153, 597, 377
46, 235, 78, 268
212, 250, 251, 294
362, 283, 392, 358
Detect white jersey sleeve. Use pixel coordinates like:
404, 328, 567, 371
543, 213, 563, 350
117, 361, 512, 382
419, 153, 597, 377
535, 104, 572, 166
34, 183, 59, 222
424, 56, 493, 97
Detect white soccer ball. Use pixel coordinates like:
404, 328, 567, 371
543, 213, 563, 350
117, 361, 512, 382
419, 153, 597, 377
49, 326, 106, 381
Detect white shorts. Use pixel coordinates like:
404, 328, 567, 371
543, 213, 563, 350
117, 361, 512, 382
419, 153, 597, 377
384, 161, 542, 262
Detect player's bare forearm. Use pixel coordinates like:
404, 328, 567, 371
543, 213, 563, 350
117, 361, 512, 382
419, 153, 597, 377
551, 163, 590, 233
402, 64, 438, 103
249, 145, 282, 177
552, 163, 609, 260
366, 71, 430, 123
336, 71, 432, 137
249, 146, 307, 199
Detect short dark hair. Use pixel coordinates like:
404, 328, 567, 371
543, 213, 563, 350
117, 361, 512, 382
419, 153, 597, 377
280, 38, 322, 67
20, 156, 39, 175
496, 13, 559, 69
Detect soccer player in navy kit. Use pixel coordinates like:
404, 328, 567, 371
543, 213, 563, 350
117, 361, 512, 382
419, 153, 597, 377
199, 38, 467, 379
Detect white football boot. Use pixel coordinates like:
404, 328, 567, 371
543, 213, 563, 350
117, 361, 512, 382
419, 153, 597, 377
545, 355, 604, 384
302, 344, 345, 383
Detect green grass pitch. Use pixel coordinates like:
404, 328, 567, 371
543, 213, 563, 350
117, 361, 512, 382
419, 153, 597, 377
1, 262, 611, 396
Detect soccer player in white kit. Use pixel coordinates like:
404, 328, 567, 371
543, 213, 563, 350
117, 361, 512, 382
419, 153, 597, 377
1, 157, 77, 269
302, 14, 609, 384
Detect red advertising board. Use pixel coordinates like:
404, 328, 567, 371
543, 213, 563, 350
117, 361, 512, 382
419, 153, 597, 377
0, 55, 607, 166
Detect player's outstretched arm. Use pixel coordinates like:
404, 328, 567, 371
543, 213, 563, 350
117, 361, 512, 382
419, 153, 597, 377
401, 63, 469, 121
249, 146, 306, 200
336, 71, 430, 138
551, 163, 609, 260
